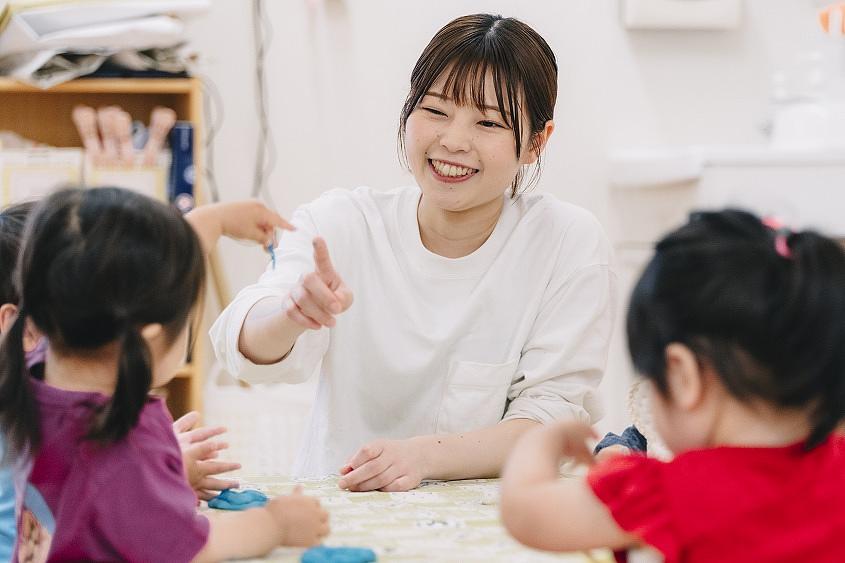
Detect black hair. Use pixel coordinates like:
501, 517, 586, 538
0, 201, 36, 305
0, 187, 205, 460
398, 13, 557, 196
627, 209, 845, 447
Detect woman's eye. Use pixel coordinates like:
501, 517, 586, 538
479, 120, 503, 128
423, 107, 446, 116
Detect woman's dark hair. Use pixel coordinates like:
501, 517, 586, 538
627, 209, 845, 448
0, 187, 205, 459
0, 200, 36, 305
398, 13, 557, 197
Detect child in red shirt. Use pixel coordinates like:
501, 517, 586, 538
501, 209, 845, 562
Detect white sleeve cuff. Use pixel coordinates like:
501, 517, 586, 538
209, 287, 327, 385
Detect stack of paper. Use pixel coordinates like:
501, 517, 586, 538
0, 0, 209, 87
0, 146, 171, 205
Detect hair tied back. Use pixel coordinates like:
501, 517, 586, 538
762, 216, 793, 259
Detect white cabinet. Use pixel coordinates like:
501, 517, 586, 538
599, 147, 845, 435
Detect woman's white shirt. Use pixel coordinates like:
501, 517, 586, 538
210, 186, 617, 477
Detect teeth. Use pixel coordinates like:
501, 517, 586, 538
431, 159, 475, 178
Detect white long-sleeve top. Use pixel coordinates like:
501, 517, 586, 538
210, 186, 617, 477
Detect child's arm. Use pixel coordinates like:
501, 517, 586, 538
500, 421, 638, 553
192, 487, 329, 562
185, 201, 294, 255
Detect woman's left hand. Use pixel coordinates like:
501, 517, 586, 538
337, 438, 425, 492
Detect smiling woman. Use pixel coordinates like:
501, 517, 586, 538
399, 13, 557, 197
211, 13, 617, 492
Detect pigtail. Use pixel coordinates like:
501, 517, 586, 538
0, 312, 39, 462
782, 231, 845, 447
86, 325, 152, 444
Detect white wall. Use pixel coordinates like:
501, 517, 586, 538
185, 0, 824, 440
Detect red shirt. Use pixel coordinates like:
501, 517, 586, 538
588, 435, 845, 562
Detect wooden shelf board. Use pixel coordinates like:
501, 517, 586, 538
0, 77, 195, 95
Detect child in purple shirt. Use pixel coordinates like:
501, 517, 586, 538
1, 188, 329, 562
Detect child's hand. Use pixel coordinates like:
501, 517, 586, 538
594, 444, 630, 463
337, 438, 424, 492
548, 421, 598, 467
285, 237, 353, 330
174, 411, 241, 500
267, 486, 330, 547
185, 200, 294, 254
214, 200, 294, 247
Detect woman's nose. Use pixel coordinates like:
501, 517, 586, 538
438, 121, 471, 153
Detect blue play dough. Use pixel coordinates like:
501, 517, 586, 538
207, 488, 268, 510
301, 546, 377, 563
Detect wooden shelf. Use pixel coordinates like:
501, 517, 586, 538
0, 77, 202, 149
0, 77, 196, 94
172, 365, 197, 380
0, 76, 206, 418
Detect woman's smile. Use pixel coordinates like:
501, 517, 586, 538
428, 158, 479, 184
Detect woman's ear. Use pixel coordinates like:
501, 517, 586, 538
664, 343, 704, 411
520, 120, 555, 165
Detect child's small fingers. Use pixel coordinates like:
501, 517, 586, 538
292, 484, 304, 495
184, 439, 222, 461
199, 460, 241, 476
182, 425, 227, 444
200, 476, 240, 491
172, 411, 200, 433
265, 211, 295, 231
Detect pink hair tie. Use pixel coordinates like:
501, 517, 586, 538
762, 216, 793, 259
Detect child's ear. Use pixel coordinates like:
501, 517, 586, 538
0, 305, 42, 352
520, 120, 555, 165
22, 317, 41, 353
664, 343, 704, 411
140, 323, 164, 342
0, 303, 17, 335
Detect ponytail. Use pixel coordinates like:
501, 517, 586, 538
86, 326, 152, 444
628, 209, 845, 449
0, 312, 39, 462
780, 231, 845, 446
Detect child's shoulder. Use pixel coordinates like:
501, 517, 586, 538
91, 398, 182, 476
128, 398, 183, 455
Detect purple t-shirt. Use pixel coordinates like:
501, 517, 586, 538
16, 378, 209, 562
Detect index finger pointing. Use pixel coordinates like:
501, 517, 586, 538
264, 210, 295, 232
313, 237, 338, 284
